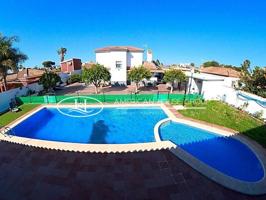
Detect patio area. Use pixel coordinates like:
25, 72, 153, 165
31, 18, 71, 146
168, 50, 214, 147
0, 141, 265, 200
55, 83, 184, 96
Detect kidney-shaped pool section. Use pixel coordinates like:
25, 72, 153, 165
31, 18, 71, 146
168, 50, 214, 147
159, 120, 264, 182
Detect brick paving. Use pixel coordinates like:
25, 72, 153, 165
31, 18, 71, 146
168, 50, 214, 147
0, 141, 266, 200
55, 83, 184, 95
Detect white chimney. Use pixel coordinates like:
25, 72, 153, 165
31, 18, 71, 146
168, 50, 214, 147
147, 49, 153, 62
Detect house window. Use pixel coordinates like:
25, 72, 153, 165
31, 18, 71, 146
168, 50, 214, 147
116, 61, 122, 69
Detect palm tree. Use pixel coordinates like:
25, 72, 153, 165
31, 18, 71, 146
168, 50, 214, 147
57, 47, 67, 62
0, 34, 27, 91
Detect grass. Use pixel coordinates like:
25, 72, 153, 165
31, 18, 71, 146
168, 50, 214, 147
0, 104, 40, 126
179, 100, 266, 147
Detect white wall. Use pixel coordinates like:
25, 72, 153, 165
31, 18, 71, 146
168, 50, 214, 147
96, 51, 128, 85
96, 51, 143, 85
0, 83, 43, 113
187, 73, 265, 119
201, 85, 266, 119
58, 72, 70, 83
201, 80, 227, 100
147, 51, 153, 62
129, 52, 143, 67
96, 52, 111, 68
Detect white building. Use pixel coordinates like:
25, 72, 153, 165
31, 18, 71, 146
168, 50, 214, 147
186, 67, 240, 100
147, 49, 153, 62
95, 46, 144, 85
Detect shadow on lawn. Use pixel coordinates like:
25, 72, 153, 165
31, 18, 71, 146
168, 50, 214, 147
240, 124, 266, 148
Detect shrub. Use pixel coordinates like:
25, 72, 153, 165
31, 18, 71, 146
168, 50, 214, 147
68, 74, 82, 83
252, 111, 263, 120
39, 71, 61, 92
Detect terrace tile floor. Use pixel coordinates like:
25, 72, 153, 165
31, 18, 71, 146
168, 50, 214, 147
55, 83, 184, 96
0, 141, 266, 200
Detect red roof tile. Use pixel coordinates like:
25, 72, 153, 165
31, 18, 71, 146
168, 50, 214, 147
200, 67, 240, 78
95, 46, 144, 53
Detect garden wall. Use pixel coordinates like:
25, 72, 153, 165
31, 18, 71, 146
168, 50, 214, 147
216, 87, 266, 119
0, 83, 43, 113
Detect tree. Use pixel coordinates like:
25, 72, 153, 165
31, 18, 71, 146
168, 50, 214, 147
163, 69, 186, 93
42, 61, 55, 69
221, 64, 241, 72
128, 66, 152, 93
241, 59, 251, 73
202, 60, 220, 67
0, 34, 27, 91
152, 59, 163, 68
82, 63, 111, 94
239, 60, 266, 98
241, 67, 266, 97
39, 71, 61, 92
57, 47, 67, 62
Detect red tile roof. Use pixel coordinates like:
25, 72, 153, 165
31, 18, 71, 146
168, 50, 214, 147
82, 61, 95, 69
142, 61, 164, 73
95, 46, 144, 53
200, 67, 241, 78
6, 69, 45, 82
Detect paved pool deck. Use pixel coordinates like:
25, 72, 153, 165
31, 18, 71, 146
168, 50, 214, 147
0, 141, 266, 200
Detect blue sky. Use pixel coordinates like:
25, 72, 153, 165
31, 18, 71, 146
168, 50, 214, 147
0, 0, 266, 68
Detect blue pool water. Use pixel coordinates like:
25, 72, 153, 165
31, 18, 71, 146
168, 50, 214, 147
159, 121, 264, 182
12, 107, 167, 144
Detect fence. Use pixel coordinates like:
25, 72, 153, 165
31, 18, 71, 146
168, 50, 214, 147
17, 93, 203, 104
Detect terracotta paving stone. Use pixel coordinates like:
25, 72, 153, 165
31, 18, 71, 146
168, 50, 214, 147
0, 141, 266, 200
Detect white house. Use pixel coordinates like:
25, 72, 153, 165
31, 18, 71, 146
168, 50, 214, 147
186, 67, 240, 100
95, 46, 144, 85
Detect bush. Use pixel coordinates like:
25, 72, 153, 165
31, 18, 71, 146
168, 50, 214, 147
39, 71, 61, 92
68, 74, 82, 83
252, 111, 263, 120
238, 102, 249, 111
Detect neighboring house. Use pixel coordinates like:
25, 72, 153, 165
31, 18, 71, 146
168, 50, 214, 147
61, 58, 82, 74
186, 67, 240, 100
0, 68, 44, 93
142, 61, 164, 84
95, 46, 144, 85
60, 58, 82, 84
200, 66, 240, 78
0, 68, 44, 112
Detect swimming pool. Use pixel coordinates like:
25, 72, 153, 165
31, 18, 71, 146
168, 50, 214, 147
238, 92, 266, 107
159, 120, 264, 182
4, 104, 266, 194
12, 106, 167, 144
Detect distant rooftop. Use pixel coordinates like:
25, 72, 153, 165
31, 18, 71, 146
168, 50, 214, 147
200, 67, 240, 78
95, 46, 144, 53
6, 68, 44, 82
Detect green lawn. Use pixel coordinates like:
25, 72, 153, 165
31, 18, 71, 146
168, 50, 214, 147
179, 101, 266, 147
0, 104, 40, 126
